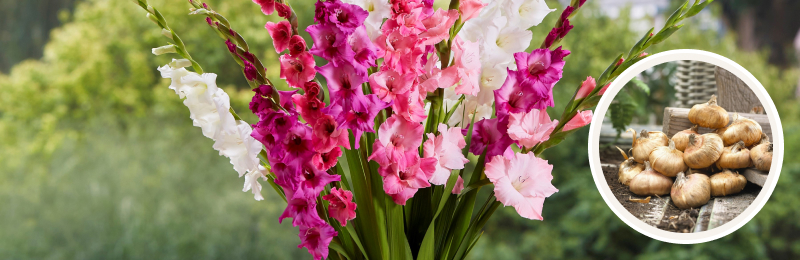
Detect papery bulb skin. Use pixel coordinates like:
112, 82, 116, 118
629, 128, 669, 164
750, 134, 773, 171
683, 133, 723, 169
716, 141, 752, 169
716, 113, 763, 147
709, 169, 747, 196
671, 171, 711, 209
649, 139, 687, 177
616, 146, 644, 186
688, 95, 729, 129
629, 161, 673, 196
672, 125, 698, 152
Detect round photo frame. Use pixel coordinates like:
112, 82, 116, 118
587, 49, 784, 244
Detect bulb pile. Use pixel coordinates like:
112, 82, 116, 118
615, 95, 774, 209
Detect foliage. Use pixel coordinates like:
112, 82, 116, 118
0, 0, 798, 259
607, 61, 677, 139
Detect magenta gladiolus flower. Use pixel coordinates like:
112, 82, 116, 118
307, 24, 354, 66
277, 124, 315, 169
318, 62, 367, 111
515, 47, 569, 87
252, 0, 276, 15
279, 52, 316, 88
280, 190, 326, 227
313, 146, 342, 171
369, 114, 424, 169
295, 163, 341, 199
322, 187, 357, 226
574, 76, 596, 100
249, 85, 274, 114
469, 118, 514, 158
485, 152, 558, 220
340, 94, 391, 146
493, 71, 546, 118
312, 115, 350, 152
369, 70, 415, 104
458, 0, 486, 22
423, 124, 469, 185
275, 2, 291, 19
298, 224, 338, 260
265, 21, 292, 53
507, 109, 558, 149
381, 156, 437, 205
349, 26, 381, 72
562, 110, 593, 131
315, 0, 369, 35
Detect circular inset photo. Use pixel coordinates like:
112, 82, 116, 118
588, 50, 784, 244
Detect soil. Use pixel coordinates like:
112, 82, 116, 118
598, 146, 761, 233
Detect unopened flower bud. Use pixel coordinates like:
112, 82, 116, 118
574, 76, 596, 100
169, 58, 192, 68
152, 45, 177, 55
146, 13, 159, 25
161, 29, 173, 39
147, 5, 155, 13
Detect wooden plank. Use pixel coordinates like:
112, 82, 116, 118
715, 66, 764, 113
662, 107, 772, 139
693, 202, 713, 233
707, 193, 757, 230
642, 197, 670, 226
741, 168, 768, 187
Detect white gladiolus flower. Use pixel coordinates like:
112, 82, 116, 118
503, 0, 554, 29
481, 23, 532, 65
343, 0, 391, 40
213, 121, 262, 178
243, 165, 268, 201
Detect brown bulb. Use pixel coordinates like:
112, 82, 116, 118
683, 133, 723, 169
671, 171, 711, 209
649, 139, 687, 177
709, 169, 747, 196
672, 125, 699, 152
716, 113, 763, 147
629, 128, 669, 164
716, 141, 752, 169
616, 146, 644, 185
629, 161, 673, 196
688, 95, 729, 129
750, 134, 773, 171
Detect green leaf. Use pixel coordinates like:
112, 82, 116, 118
458, 178, 491, 198
630, 77, 650, 95
685, 0, 713, 17
329, 238, 353, 260
608, 93, 637, 138
386, 199, 413, 260
416, 222, 436, 260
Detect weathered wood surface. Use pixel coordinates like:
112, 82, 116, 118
706, 193, 757, 230
661, 107, 772, 139
741, 168, 768, 187
715, 66, 763, 113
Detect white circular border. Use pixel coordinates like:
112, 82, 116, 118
587, 49, 784, 244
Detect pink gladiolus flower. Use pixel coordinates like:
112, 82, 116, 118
292, 94, 325, 125
313, 146, 342, 171
369, 114, 424, 169
318, 62, 367, 111
419, 54, 457, 92
307, 24, 354, 67
449, 36, 481, 95
279, 191, 326, 227
562, 110, 593, 131
298, 224, 338, 260
370, 70, 415, 104
507, 109, 558, 149
381, 156, 437, 205
265, 21, 292, 53
288, 35, 307, 56
574, 76, 596, 100
452, 176, 465, 194
312, 115, 350, 153
382, 8, 426, 37
458, 0, 486, 22
279, 52, 316, 88
419, 9, 459, 45
485, 152, 558, 220
423, 124, 469, 185
252, 0, 276, 15
322, 188, 357, 226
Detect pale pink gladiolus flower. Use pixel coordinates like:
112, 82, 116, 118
449, 36, 481, 96
485, 152, 558, 220
452, 176, 465, 194
562, 110, 593, 131
574, 76, 596, 100
423, 124, 469, 185
458, 0, 486, 22
507, 109, 558, 149
368, 114, 424, 169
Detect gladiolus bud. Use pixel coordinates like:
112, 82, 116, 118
169, 58, 192, 68
161, 28, 173, 39
152, 45, 177, 55
563, 110, 593, 131
599, 82, 611, 95
574, 76, 596, 100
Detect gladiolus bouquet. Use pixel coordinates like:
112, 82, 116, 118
136, 0, 711, 258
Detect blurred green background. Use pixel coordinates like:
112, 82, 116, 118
1, 0, 799, 259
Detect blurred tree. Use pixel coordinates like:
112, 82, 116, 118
0, 0, 78, 72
